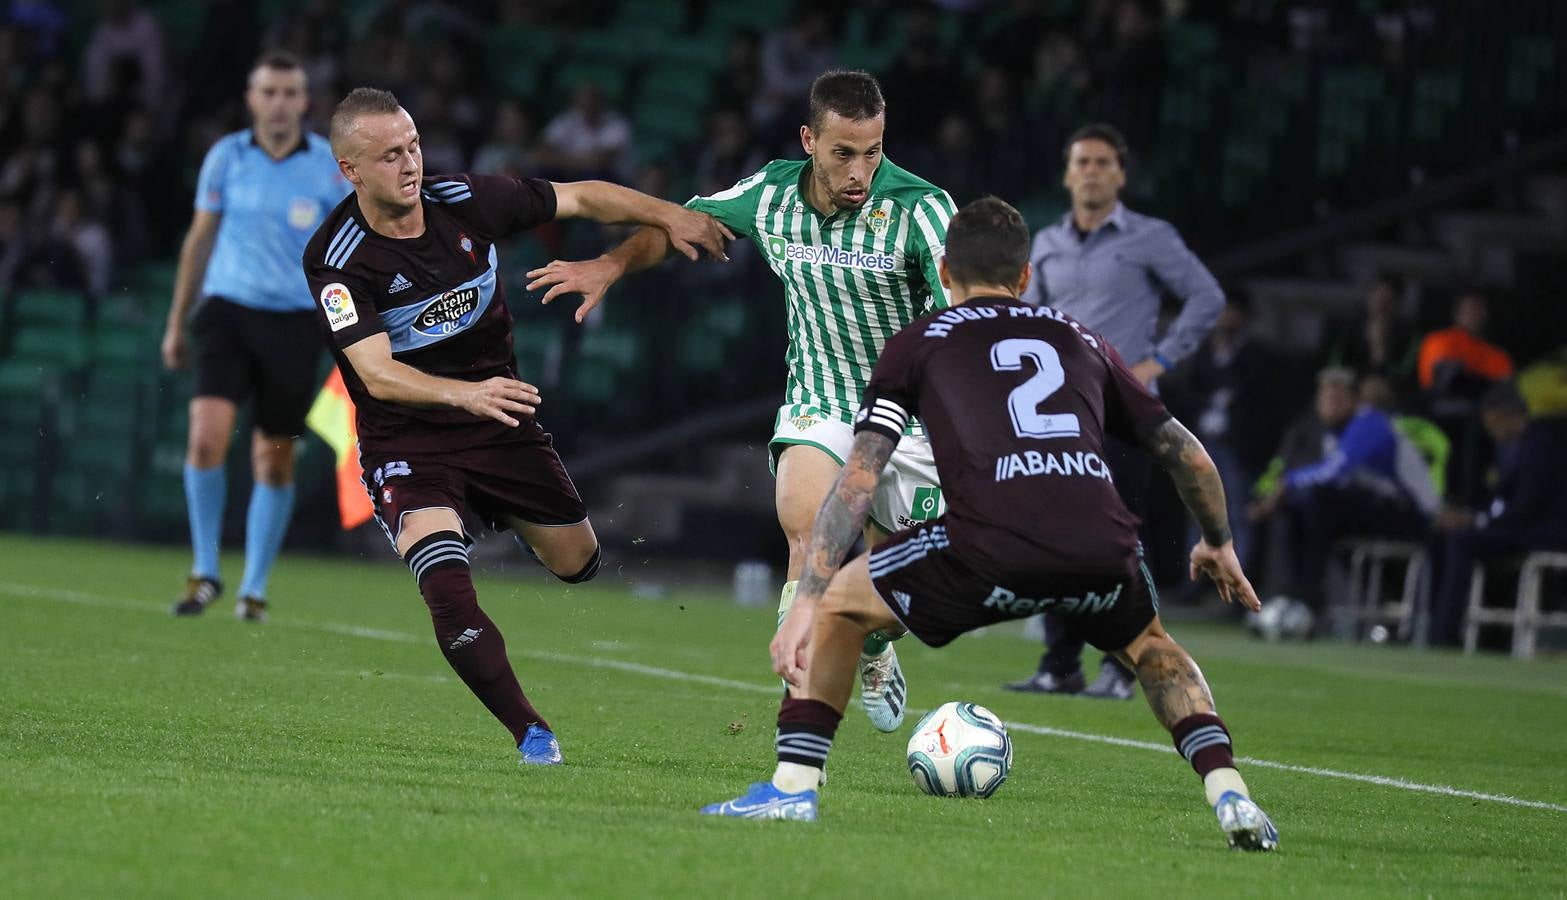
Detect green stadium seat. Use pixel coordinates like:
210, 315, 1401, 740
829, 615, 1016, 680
10, 326, 90, 371
620, 0, 685, 32
644, 32, 730, 70
11, 289, 91, 329
572, 30, 652, 64
706, 0, 794, 32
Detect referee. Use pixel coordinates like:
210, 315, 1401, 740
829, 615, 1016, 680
1004, 123, 1224, 699
161, 51, 349, 622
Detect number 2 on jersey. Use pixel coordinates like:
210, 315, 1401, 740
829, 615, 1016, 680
989, 338, 1081, 439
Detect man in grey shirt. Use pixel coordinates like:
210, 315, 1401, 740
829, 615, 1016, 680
1006, 123, 1224, 699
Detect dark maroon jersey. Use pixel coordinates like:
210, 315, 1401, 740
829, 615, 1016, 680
855, 295, 1172, 582
302, 174, 555, 455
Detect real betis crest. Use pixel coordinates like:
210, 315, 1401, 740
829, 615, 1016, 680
865, 207, 891, 235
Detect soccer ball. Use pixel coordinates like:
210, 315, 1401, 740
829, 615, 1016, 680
1246, 595, 1315, 641
906, 701, 1012, 798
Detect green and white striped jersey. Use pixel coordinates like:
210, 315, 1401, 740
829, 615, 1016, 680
686, 157, 956, 428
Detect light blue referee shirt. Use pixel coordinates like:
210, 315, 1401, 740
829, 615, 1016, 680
1020, 203, 1224, 369
196, 129, 349, 313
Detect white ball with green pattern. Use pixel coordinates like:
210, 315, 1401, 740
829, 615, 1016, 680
906, 702, 1013, 798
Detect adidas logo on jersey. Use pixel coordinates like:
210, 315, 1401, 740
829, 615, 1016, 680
389, 273, 413, 293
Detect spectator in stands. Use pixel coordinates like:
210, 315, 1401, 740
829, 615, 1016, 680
1517, 345, 1567, 418
82, 0, 167, 114
751, 8, 835, 139
46, 187, 112, 301
1418, 291, 1514, 396
882, 7, 954, 144
1253, 369, 1437, 615
694, 109, 763, 197
1330, 274, 1418, 388
1419, 291, 1514, 502
538, 82, 632, 182
711, 30, 761, 116
1429, 381, 1567, 646
472, 99, 537, 177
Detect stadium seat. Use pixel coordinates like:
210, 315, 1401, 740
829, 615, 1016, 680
9, 326, 90, 372
1340, 540, 1429, 643
1464, 552, 1567, 660
10, 289, 91, 330
705, 0, 794, 32
618, 0, 686, 33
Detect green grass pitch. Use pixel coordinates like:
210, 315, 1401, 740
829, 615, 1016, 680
2, 534, 1564, 897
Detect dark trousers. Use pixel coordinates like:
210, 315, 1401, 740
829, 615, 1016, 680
1280, 484, 1428, 612
1038, 436, 1151, 676
1430, 526, 1567, 647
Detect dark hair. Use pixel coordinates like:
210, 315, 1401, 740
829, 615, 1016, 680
329, 87, 402, 152
808, 69, 885, 132
943, 196, 1031, 288
252, 49, 304, 74
1481, 380, 1528, 416
1062, 122, 1130, 168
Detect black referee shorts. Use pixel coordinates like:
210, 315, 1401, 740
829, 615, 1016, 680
192, 296, 323, 438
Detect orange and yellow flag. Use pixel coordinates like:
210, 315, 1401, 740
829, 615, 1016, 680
305, 369, 374, 530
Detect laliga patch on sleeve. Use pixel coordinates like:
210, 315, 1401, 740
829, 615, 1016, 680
319, 282, 359, 331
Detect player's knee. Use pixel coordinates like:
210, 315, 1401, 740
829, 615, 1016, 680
187, 434, 228, 468
551, 544, 603, 584
252, 442, 295, 485
406, 530, 479, 644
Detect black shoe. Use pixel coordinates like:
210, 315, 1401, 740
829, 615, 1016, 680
1081, 662, 1136, 700
1002, 670, 1086, 694
171, 576, 222, 616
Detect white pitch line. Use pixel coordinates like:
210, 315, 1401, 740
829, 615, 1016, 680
5, 581, 1565, 815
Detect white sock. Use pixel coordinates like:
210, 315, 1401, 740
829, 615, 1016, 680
776, 581, 798, 628
1203, 767, 1249, 807
772, 761, 820, 794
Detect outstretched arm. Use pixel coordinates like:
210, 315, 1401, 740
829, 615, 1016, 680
551, 180, 733, 259
772, 430, 897, 684
526, 218, 733, 324
1141, 417, 1260, 610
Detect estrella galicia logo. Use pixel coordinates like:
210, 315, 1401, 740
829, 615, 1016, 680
414, 287, 481, 336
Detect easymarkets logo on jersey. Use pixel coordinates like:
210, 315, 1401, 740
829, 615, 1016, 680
763, 234, 897, 272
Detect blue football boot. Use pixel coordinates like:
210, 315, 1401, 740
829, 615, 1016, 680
518, 724, 563, 766
700, 781, 818, 821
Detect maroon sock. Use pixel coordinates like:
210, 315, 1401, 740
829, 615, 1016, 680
1170, 713, 1234, 778
409, 532, 549, 744
776, 697, 843, 769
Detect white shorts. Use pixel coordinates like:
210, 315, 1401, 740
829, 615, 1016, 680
769, 405, 945, 534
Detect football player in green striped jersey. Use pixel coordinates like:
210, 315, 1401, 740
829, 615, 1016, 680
528, 71, 957, 733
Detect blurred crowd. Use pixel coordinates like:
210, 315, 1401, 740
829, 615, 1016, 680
2, 0, 1561, 643
0, 0, 1460, 303
1162, 282, 1567, 646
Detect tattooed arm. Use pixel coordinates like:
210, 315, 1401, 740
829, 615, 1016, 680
1141, 417, 1231, 547
797, 431, 899, 603
1141, 417, 1261, 611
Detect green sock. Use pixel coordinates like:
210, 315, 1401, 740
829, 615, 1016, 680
861, 630, 891, 656
776, 581, 797, 628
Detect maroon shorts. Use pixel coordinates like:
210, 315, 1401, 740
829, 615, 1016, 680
867, 519, 1156, 652
360, 420, 587, 545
